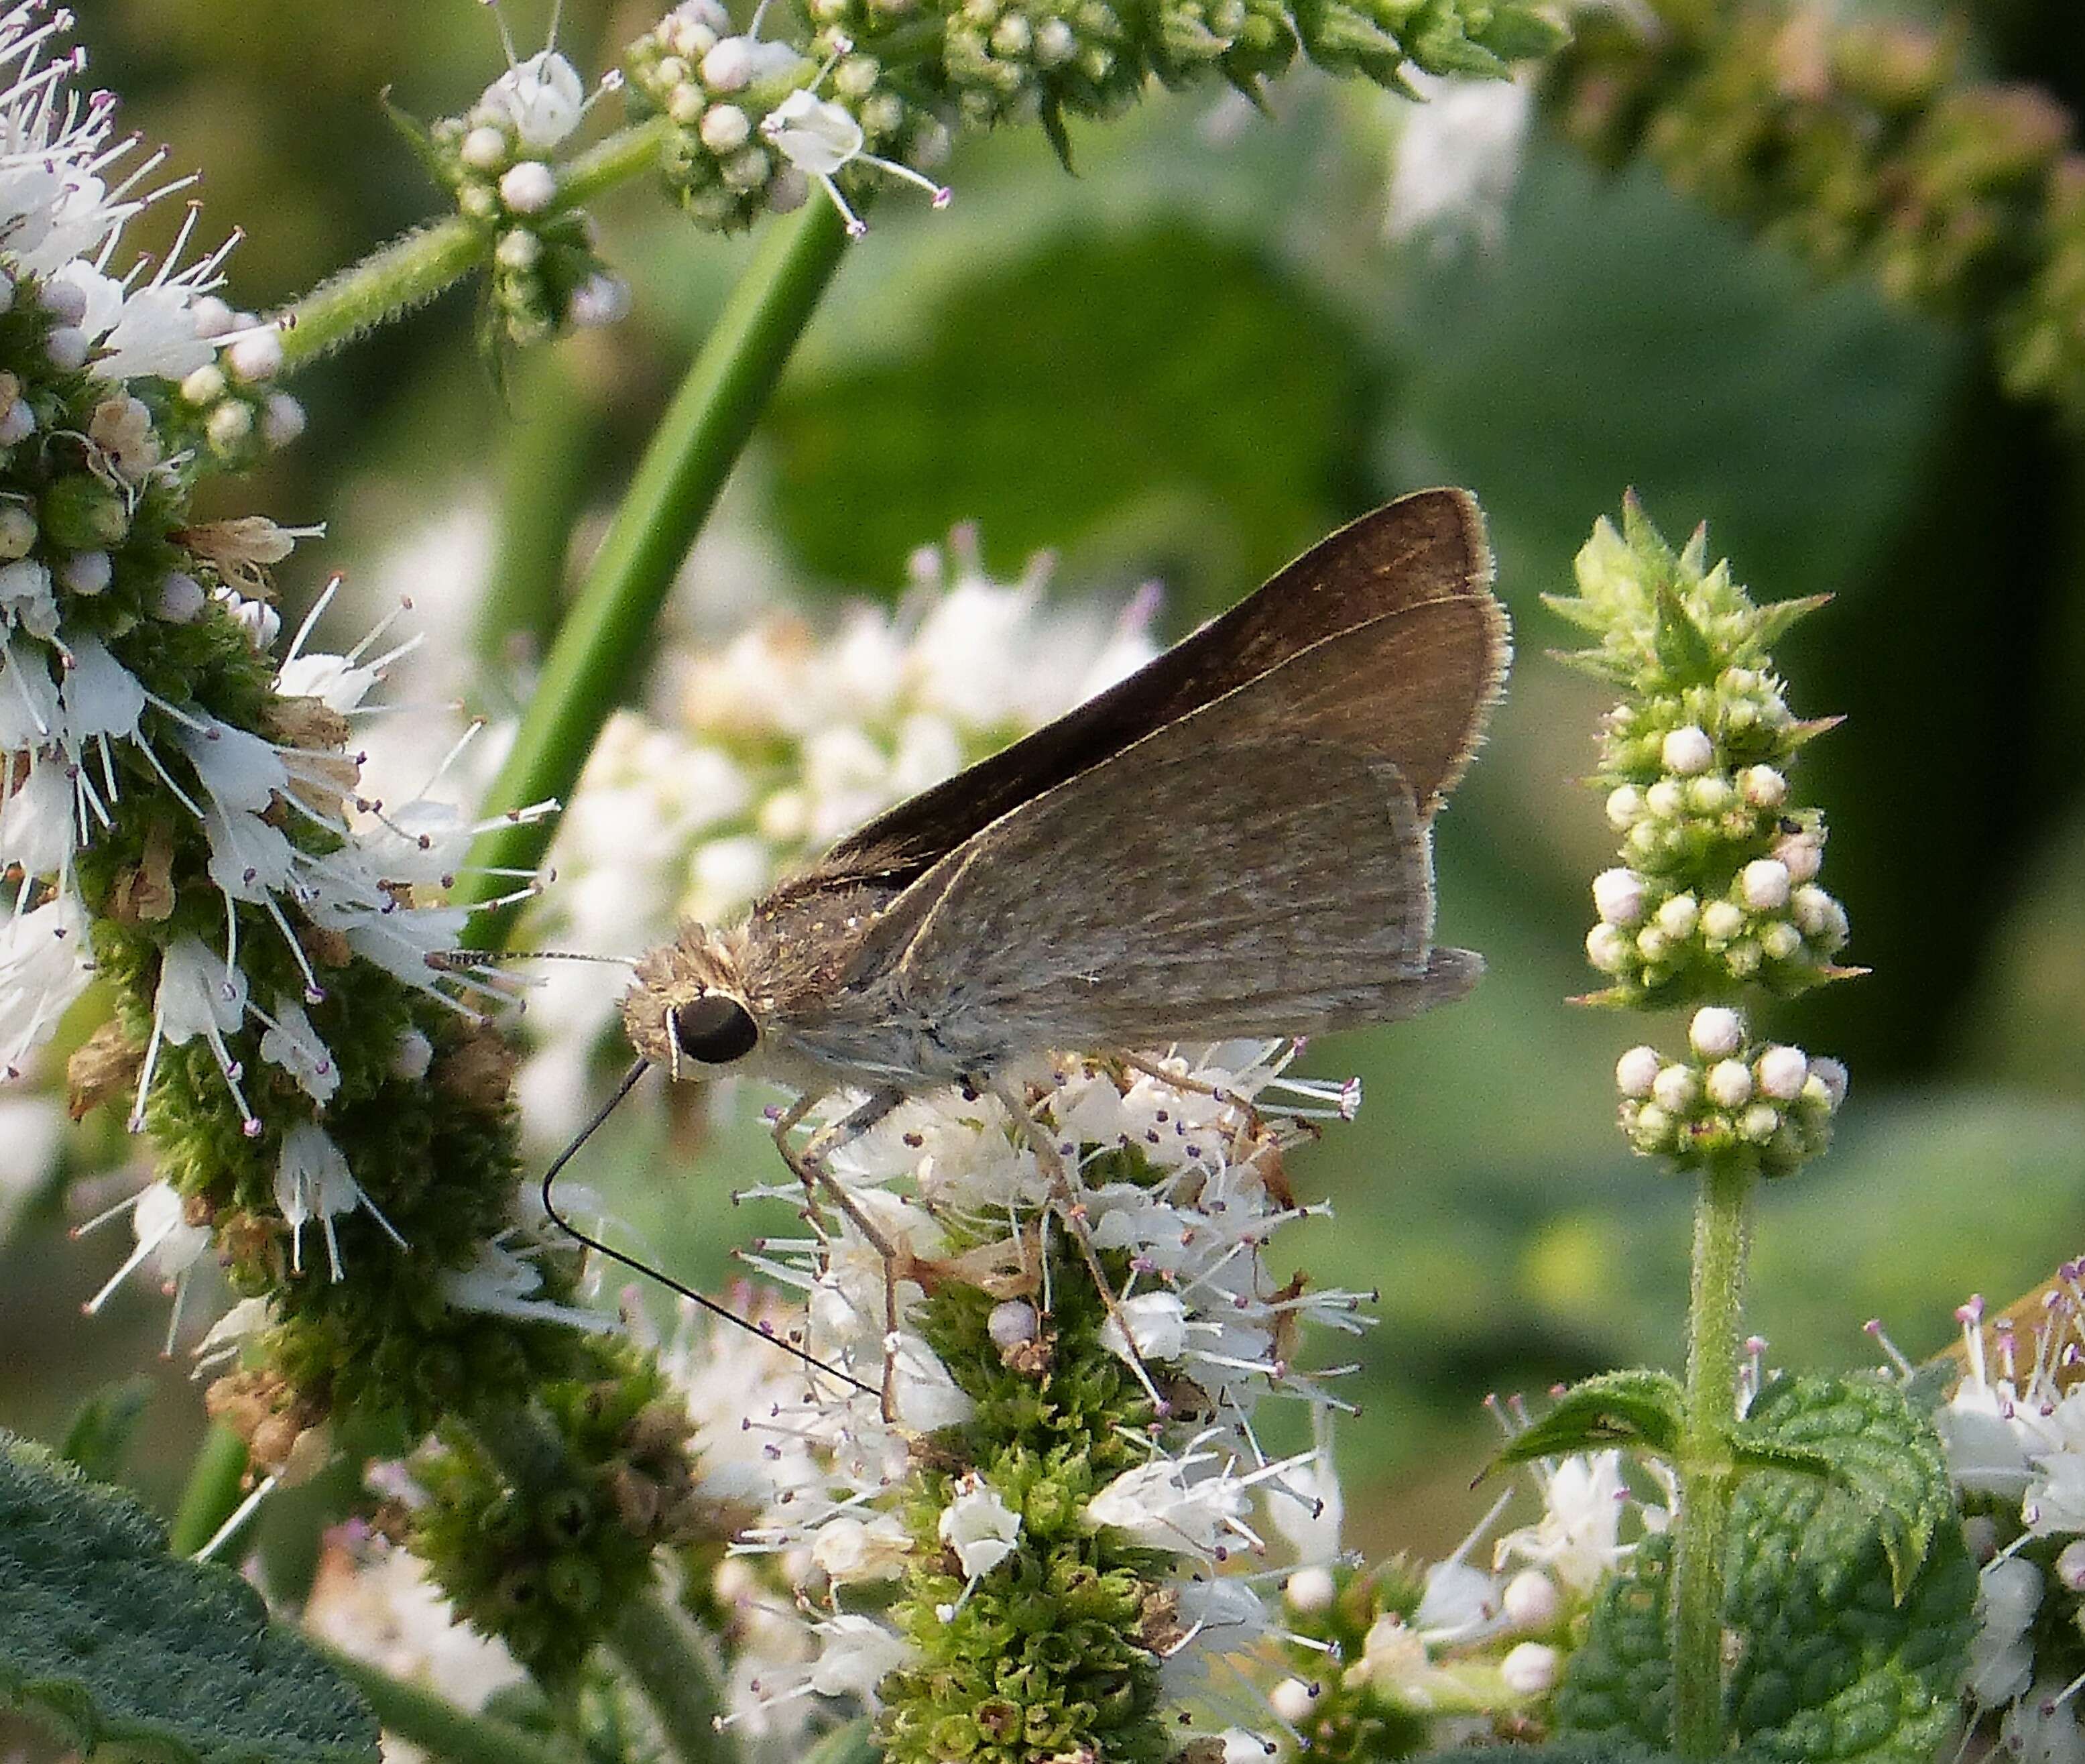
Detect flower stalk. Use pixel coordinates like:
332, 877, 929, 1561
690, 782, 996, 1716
457, 196, 850, 948
1672, 1151, 1751, 1756
320, 1646, 583, 1764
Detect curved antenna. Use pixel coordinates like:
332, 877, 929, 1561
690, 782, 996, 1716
539, 1059, 879, 1401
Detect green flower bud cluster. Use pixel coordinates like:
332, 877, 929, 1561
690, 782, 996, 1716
1271, 1560, 1443, 1760
1542, 1, 2085, 427
627, 4, 948, 235
626, 0, 1561, 230
1614, 1007, 1844, 1176
1549, 497, 1851, 1008
1553, 495, 1852, 1188
166, 306, 306, 470
415, 69, 626, 345
406, 1370, 718, 1681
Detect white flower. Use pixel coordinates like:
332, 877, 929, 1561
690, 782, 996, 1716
0, 890, 92, 1079
440, 1236, 619, 1334
133, 934, 257, 1132
811, 1512, 914, 1584
939, 1472, 1022, 1578
1384, 68, 1532, 249
1500, 1641, 1560, 1696
1967, 1555, 2041, 1710
1659, 725, 1714, 775
807, 1614, 912, 1704
1494, 1451, 1638, 1594
479, 50, 588, 150
2001, 1684, 2085, 1764
304, 1531, 527, 1712
257, 997, 340, 1105
80, 1181, 213, 1352
758, 88, 950, 239
275, 1121, 408, 1281
1100, 1290, 1189, 1363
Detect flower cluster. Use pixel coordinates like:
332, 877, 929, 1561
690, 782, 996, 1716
652, 1042, 1378, 1759
626, 3, 950, 239
0, 12, 666, 1551
1893, 1277, 2085, 1755
1269, 1431, 1669, 1753
1613, 1004, 1844, 1175
516, 529, 1156, 1137
410, 19, 628, 343
1551, 497, 1851, 1010
1541, 1, 2085, 426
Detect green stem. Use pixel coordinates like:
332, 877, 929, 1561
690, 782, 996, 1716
280, 219, 485, 371
322, 1647, 582, 1764
477, 351, 605, 670
278, 118, 673, 371
168, 1422, 250, 1557
1671, 1152, 1754, 1758
455, 197, 851, 948
607, 1590, 732, 1764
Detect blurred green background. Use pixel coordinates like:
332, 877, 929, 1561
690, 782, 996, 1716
5, 0, 2084, 1567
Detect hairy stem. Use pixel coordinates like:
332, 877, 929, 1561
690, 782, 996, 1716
322, 1647, 583, 1764
278, 119, 673, 370
607, 1591, 731, 1764
455, 197, 851, 947
1671, 1152, 1753, 1757
167, 1422, 251, 1557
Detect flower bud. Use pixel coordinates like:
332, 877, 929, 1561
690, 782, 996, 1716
1738, 764, 1787, 807
1585, 924, 1631, 974
1689, 1006, 1744, 1059
1704, 1059, 1752, 1108
1644, 780, 1683, 818
1651, 1064, 1699, 1112
156, 571, 206, 622
1661, 725, 1713, 775
987, 1299, 1038, 1348
1739, 1102, 1781, 1144
1500, 1641, 1560, 1696
1700, 900, 1744, 943
461, 125, 510, 170
1772, 831, 1822, 882
499, 162, 557, 214
1655, 893, 1698, 938
1807, 1057, 1848, 1110
1502, 1570, 1559, 1630
1592, 867, 1646, 926
1604, 784, 1643, 829
1269, 1678, 1316, 1722
181, 363, 228, 405
1285, 1566, 1336, 1613
227, 329, 284, 382
699, 103, 752, 152
702, 37, 755, 90
1615, 1046, 1661, 1098
1758, 921, 1802, 961
2056, 1540, 2085, 1593
1686, 774, 1733, 813
1738, 858, 1790, 910
0, 503, 36, 560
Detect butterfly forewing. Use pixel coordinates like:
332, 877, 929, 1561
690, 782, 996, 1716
801, 488, 1495, 892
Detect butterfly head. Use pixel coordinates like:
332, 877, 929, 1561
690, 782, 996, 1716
620, 924, 765, 1078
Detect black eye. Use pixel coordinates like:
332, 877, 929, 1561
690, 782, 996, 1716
671, 994, 759, 1065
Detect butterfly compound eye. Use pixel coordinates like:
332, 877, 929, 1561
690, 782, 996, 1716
672, 994, 760, 1065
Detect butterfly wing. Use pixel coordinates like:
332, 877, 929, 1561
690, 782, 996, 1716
835, 592, 1506, 1059
797, 488, 1493, 893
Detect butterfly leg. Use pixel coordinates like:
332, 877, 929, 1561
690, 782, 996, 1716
984, 1074, 1173, 1418
771, 1087, 912, 1422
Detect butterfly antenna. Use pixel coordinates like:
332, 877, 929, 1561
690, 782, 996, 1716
539, 1058, 880, 1401
436, 949, 641, 969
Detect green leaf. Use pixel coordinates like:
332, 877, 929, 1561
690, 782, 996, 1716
1725, 1417, 1976, 1763
1490, 1370, 1685, 1467
1736, 1374, 1952, 1602
59, 1378, 155, 1483
1651, 583, 1718, 687
0, 1431, 380, 1764
1555, 1533, 1676, 1752
765, 223, 1369, 607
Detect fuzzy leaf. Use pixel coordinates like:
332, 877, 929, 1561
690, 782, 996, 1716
1490, 1370, 1684, 1467
1737, 1374, 1951, 1601
1726, 1421, 1975, 1763
1555, 1533, 1675, 1751
59, 1378, 155, 1482
0, 1431, 379, 1764
1745, 593, 1834, 650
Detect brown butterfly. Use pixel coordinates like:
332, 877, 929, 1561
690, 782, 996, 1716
548, 489, 1510, 1401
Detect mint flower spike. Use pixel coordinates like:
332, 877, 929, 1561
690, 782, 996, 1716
1548, 493, 1858, 1018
